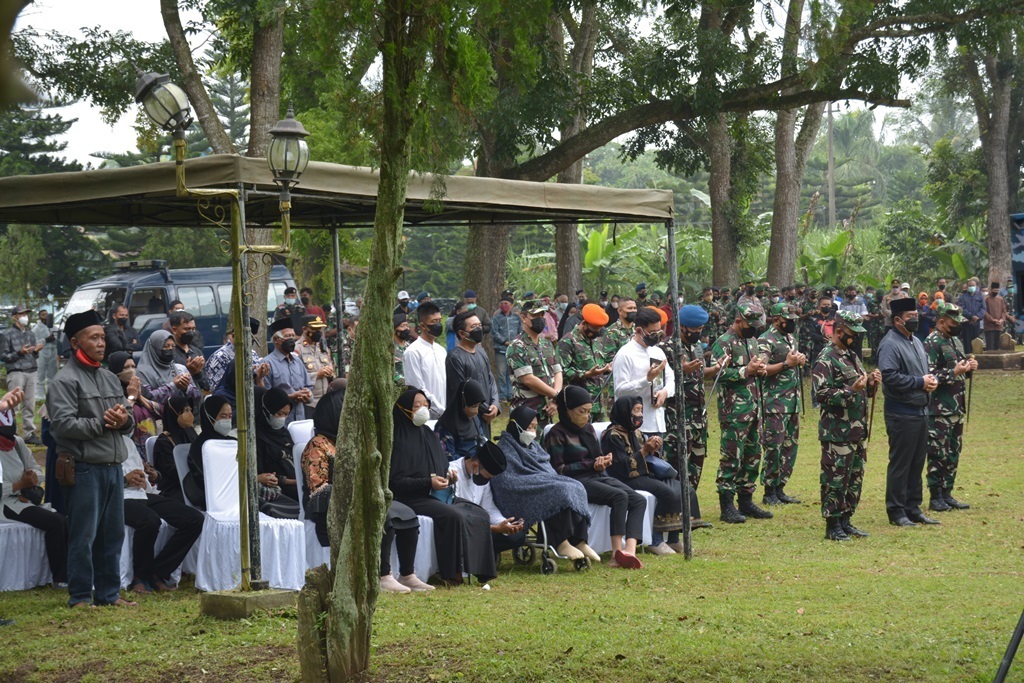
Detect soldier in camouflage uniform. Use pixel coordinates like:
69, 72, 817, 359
812, 310, 881, 541
392, 313, 412, 385
557, 303, 612, 422
602, 296, 637, 359
924, 302, 977, 512
711, 301, 773, 524
507, 300, 563, 428
798, 287, 819, 356
757, 303, 808, 506
698, 288, 723, 360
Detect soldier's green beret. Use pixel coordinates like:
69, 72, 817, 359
769, 302, 798, 319
835, 309, 866, 333
935, 301, 966, 322
737, 301, 764, 321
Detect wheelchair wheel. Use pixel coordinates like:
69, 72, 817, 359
541, 557, 558, 575
513, 545, 535, 566
574, 557, 590, 572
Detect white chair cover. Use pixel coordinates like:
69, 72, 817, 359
425, 419, 437, 432
585, 491, 656, 555
389, 515, 438, 581
172, 444, 196, 509
194, 440, 305, 591
291, 437, 332, 570
144, 436, 157, 465
119, 521, 185, 589
0, 517, 51, 590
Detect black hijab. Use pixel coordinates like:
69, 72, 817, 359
313, 384, 346, 440
438, 378, 486, 438
254, 386, 294, 458
188, 395, 232, 466
506, 404, 538, 439
555, 385, 601, 457
390, 387, 447, 486
108, 351, 132, 375
606, 395, 643, 455
163, 391, 197, 445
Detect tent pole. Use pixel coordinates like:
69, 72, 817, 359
665, 218, 692, 559
331, 226, 344, 370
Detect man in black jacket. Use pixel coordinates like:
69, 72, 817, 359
876, 297, 939, 527
103, 304, 141, 360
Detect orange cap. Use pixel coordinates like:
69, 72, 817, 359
582, 303, 609, 326
647, 305, 669, 325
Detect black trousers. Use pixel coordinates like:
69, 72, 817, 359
4, 504, 68, 583
884, 412, 929, 517
542, 508, 589, 547
984, 330, 1001, 351
380, 525, 419, 577
492, 529, 527, 555
578, 474, 646, 541
124, 494, 205, 582
960, 321, 980, 352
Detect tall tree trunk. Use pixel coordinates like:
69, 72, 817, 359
297, 3, 422, 680
708, 113, 739, 286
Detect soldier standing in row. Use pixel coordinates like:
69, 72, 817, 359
557, 303, 612, 422
711, 302, 772, 524
924, 302, 977, 512
758, 303, 807, 506
603, 296, 637, 357
392, 314, 412, 386
812, 310, 880, 541
507, 300, 563, 429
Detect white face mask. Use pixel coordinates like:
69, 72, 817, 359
519, 429, 536, 447
17, 316, 28, 327
268, 415, 287, 431
213, 418, 233, 436
412, 406, 430, 427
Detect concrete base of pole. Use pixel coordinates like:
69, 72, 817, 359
199, 588, 296, 620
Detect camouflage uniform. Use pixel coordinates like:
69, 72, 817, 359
507, 332, 562, 428
798, 295, 818, 356
924, 304, 968, 494
864, 295, 881, 361
812, 335, 875, 520
757, 314, 801, 491
711, 305, 764, 496
393, 339, 409, 386
602, 320, 634, 360
699, 299, 723, 354
665, 339, 709, 492
556, 324, 610, 421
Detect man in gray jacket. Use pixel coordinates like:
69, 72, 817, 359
876, 297, 939, 527
1, 305, 43, 444
47, 310, 136, 608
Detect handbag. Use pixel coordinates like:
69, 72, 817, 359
645, 454, 678, 481
55, 452, 76, 487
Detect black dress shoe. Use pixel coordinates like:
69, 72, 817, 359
906, 510, 940, 525
889, 516, 917, 527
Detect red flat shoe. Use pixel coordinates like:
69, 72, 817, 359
613, 549, 643, 569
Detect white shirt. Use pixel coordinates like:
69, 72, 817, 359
450, 456, 505, 526
612, 339, 676, 433
122, 444, 159, 499
403, 336, 448, 419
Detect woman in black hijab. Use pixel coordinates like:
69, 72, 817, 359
545, 385, 647, 569
390, 387, 496, 585
184, 395, 233, 509
254, 386, 300, 502
602, 396, 683, 556
436, 378, 487, 460
151, 392, 197, 504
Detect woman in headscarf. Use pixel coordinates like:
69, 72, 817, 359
436, 378, 487, 460
302, 381, 433, 593
108, 350, 164, 449
134, 331, 201, 408
493, 404, 596, 562
556, 301, 580, 340
184, 396, 233, 510
545, 385, 647, 569
603, 396, 683, 556
390, 386, 496, 585
150, 392, 197, 504
253, 386, 300, 502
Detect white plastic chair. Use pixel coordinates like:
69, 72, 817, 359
291, 436, 332, 570
144, 436, 157, 465
287, 419, 315, 447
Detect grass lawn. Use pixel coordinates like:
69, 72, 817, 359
1, 371, 1022, 682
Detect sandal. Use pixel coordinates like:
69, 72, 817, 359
129, 580, 152, 595
111, 598, 139, 608
612, 549, 643, 569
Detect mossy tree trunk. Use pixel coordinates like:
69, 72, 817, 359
296, 2, 427, 680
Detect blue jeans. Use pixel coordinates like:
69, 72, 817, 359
495, 351, 512, 401
62, 462, 125, 606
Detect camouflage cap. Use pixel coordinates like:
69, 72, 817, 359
935, 301, 966, 322
736, 301, 764, 322
834, 309, 866, 333
769, 302, 798, 319
768, 286, 780, 297
520, 299, 548, 315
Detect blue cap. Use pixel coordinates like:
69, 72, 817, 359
464, 290, 477, 299
678, 304, 709, 327
635, 282, 647, 292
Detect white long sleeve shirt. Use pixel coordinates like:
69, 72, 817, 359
403, 336, 447, 419
450, 456, 506, 526
612, 338, 676, 433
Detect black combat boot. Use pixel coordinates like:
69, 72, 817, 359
841, 514, 869, 538
737, 491, 774, 519
825, 517, 850, 541
718, 492, 746, 524
762, 486, 781, 506
944, 488, 970, 510
775, 486, 802, 504
929, 487, 951, 512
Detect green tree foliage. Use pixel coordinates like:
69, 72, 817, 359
0, 224, 44, 301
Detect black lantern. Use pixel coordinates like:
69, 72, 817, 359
267, 106, 310, 192
134, 70, 193, 136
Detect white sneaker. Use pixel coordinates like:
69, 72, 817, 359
380, 575, 411, 593
646, 542, 676, 556
397, 574, 435, 591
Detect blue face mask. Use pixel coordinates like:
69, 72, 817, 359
967, 286, 976, 294
467, 303, 477, 310
285, 297, 297, 305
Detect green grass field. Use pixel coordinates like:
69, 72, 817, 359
1, 372, 1022, 682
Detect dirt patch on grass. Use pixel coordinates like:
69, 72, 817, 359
149, 644, 297, 683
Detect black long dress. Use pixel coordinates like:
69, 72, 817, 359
389, 387, 496, 582
152, 392, 197, 505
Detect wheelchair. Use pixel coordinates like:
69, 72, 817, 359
510, 520, 590, 575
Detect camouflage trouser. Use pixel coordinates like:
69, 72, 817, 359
761, 412, 800, 489
927, 415, 963, 490
664, 403, 708, 492
511, 397, 553, 430
819, 440, 865, 519
716, 419, 762, 495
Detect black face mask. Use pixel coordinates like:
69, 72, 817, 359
426, 322, 443, 338
739, 324, 757, 339
641, 330, 663, 347
948, 322, 961, 336
158, 348, 175, 364
529, 317, 546, 334
116, 317, 128, 327
471, 473, 490, 486
281, 338, 297, 354
625, 312, 636, 324
683, 330, 701, 345
902, 318, 919, 333
310, 331, 323, 342
819, 307, 830, 315
840, 332, 856, 348
179, 331, 195, 345
584, 326, 604, 340
631, 415, 643, 430
301, 296, 310, 305
937, 284, 946, 291
780, 320, 795, 334
745, 287, 755, 296
397, 329, 412, 341
466, 328, 484, 344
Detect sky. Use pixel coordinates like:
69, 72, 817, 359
15, 0, 190, 166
